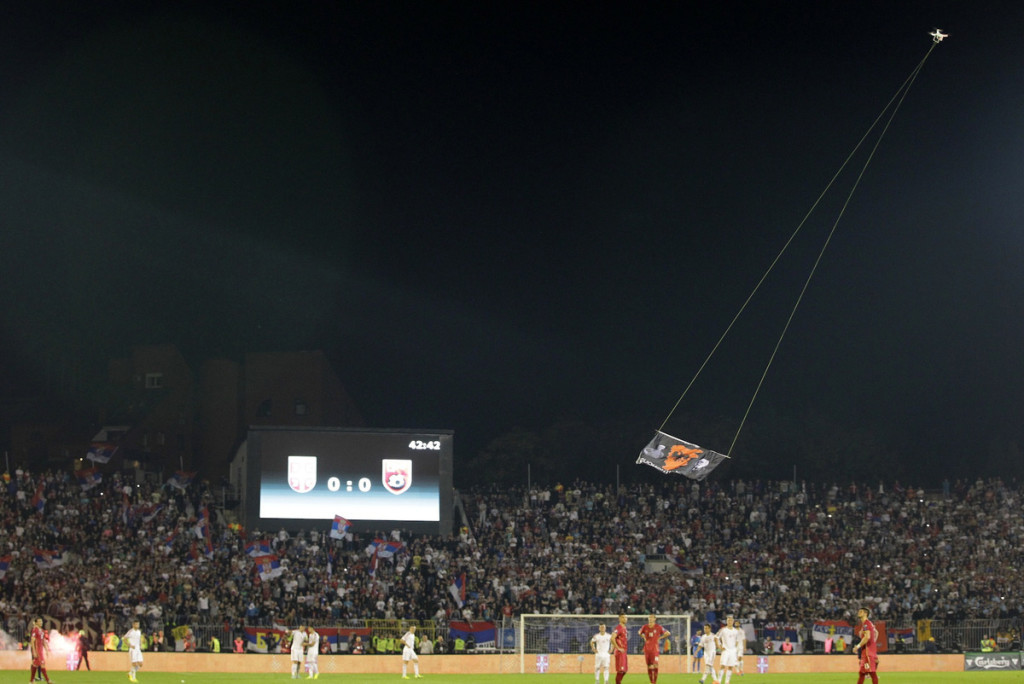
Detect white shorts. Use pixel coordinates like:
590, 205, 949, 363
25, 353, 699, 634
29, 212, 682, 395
720, 648, 738, 668
305, 650, 318, 663
403, 646, 418, 662
291, 648, 305, 662
129, 647, 143, 664
595, 653, 611, 670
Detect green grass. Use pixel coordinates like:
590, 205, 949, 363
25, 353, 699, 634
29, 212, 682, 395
4, 672, 1024, 684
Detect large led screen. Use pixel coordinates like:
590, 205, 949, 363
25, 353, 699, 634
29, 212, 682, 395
245, 427, 453, 535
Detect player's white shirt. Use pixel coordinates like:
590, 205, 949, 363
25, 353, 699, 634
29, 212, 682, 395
305, 631, 320, 659
592, 632, 613, 669
290, 629, 306, 658
592, 632, 613, 656
401, 631, 419, 661
718, 626, 742, 667
698, 632, 717, 659
124, 628, 142, 650
125, 628, 143, 662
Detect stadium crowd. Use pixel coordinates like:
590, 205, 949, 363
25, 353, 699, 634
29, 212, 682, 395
0, 467, 1022, 650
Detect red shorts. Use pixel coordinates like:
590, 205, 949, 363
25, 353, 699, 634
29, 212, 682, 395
32, 656, 45, 668
644, 649, 660, 667
859, 654, 878, 673
615, 652, 629, 673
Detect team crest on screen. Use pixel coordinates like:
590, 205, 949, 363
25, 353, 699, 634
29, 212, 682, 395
287, 456, 317, 493
382, 459, 412, 495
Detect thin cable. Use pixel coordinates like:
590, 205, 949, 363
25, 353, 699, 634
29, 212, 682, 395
723, 44, 938, 456
658, 39, 941, 438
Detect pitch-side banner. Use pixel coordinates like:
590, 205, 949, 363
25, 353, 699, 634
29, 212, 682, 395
963, 652, 1022, 671
636, 431, 727, 480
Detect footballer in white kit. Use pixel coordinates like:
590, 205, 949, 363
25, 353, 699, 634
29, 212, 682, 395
401, 625, 422, 679
716, 617, 743, 684
304, 628, 320, 679
289, 626, 306, 679
697, 624, 719, 684
591, 624, 614, 684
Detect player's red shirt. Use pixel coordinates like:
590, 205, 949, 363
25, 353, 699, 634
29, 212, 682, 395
612, 623, 629, 673
31, 626, 46, 664
639, 623, 666, 653
859, 619, 878, 659
612, 624, 629, 652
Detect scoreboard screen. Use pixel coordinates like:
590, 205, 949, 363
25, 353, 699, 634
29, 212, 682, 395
244, 426, 453, 535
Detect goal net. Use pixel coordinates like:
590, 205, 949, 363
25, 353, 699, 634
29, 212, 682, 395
512, 613, 692, 675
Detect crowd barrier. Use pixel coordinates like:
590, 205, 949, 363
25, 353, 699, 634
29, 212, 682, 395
0, 651, 966, 674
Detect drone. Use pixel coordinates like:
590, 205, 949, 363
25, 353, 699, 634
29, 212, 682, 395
930, 28, 949, 44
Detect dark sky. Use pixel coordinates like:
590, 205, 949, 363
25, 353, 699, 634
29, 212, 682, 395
2, 2, 1023, 482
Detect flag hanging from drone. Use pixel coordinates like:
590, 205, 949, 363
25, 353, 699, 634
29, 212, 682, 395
636, 431, 728, 481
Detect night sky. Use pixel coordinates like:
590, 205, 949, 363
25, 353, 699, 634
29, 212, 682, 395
2, 2, 1023, 484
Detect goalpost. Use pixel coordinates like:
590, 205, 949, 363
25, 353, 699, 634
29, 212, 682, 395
514, 613, 692, 675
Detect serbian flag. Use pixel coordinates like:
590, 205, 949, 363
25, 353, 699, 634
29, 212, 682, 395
377, 540, 403, 559
142, 504, 164, 523
888, 627, 914, 645
330, 515, 351, 540
0, 555, 10, 579
448, 572, 466, 608
246, 539, 273, 557
254, 554, 284, 580
86, 442, 118, 463
193, 506, 214, 557
31, 485, 45, 513
194, 506, 211, 540
166, 471, 196, 492
367, 548, 379, 577
75, 468, 103, 491
671, 556, 704, 575
449, 621, 496, 649
636, 431, 728, 480
33, 549, 64, 569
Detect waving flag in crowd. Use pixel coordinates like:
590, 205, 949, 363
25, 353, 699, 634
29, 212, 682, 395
141, 504, 164, 523
245, 539, 273, 557
366, 545, 379, 577
86, 442, 118, 464
636, 431, 728, 481
166, 470, 196, 492
377, 540, 403, 559
194, 506, 214, 557
33, 549, 64, 569
0, 556, 10, 579
75, 468, 103, 491
254, 554, 283, 580
31, 484, 45, 513
330, 515, 351, 539
448, 572, 466, 608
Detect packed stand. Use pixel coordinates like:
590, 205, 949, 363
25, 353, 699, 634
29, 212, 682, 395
0, 468, 1022, 651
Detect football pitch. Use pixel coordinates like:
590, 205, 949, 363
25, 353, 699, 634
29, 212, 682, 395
3, 672, 1024, 684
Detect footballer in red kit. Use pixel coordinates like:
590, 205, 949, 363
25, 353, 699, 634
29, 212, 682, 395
637, 614, 670, 684
853, 607, 879, 684
29, 618, 51, 684
612, 613, 629, 684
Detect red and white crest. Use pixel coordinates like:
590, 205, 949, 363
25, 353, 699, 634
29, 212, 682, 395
287, 456, 317, 493
382, 459, 412, 495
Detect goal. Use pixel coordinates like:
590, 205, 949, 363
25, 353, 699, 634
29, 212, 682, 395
513, 613, 692, 675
